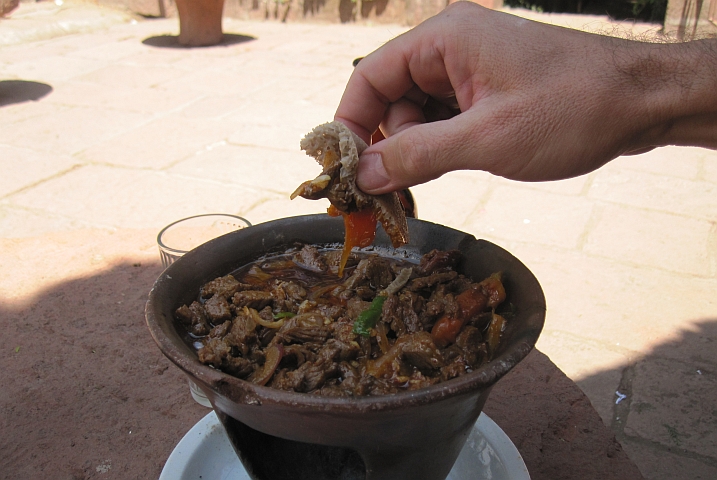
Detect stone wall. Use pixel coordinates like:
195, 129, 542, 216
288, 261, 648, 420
100, 0, 502, 25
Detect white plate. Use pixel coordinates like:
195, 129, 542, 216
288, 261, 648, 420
160, 411, 530, 480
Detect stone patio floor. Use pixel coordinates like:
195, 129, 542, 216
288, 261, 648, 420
1, 1, 715, 479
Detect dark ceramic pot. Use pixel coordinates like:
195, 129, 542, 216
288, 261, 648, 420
145, 215, 546, 480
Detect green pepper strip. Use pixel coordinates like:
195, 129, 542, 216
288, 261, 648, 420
273, 312, 296, 320
352, 295, 387, 336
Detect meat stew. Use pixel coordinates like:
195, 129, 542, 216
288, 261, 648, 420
175, 245, 508, 397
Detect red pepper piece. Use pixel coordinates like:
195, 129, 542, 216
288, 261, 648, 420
431, 285, 489, 348
430, 273, 506, 348
327, 206, 377, 277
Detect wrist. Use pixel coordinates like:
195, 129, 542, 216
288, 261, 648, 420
615, 39, 717, 150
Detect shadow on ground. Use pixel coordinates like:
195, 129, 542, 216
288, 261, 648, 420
576, 319, 717, 479
0, 261, 208, 479
0, 80, 52, 107
0, 258, 714, 479
142, 34, 256, 49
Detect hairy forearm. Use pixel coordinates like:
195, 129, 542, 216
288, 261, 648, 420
615, 38, 717, 150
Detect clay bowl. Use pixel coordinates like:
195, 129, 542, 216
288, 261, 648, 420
145, 214, 546, 480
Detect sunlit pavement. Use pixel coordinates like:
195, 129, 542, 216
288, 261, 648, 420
1, 2, 715, 478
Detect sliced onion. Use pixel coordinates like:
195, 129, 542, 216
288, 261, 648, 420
309, 283, 340, 300
244, 265, 273, 285
375, 322, 390, 355
486, 313, 506, 356
244, 306, 284, 329
250, 344, 284, 386
381, 268, 412, 296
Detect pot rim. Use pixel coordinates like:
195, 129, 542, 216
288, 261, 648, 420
145, 214, 546, 413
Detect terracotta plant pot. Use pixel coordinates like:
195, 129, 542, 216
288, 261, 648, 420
174, 0, 224, 46
145, 215, 546, 480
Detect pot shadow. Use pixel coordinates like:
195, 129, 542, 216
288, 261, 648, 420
0, 80, 52, 107
142, 33, 256, 49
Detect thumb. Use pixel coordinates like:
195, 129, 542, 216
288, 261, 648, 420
356, 119, 475, 194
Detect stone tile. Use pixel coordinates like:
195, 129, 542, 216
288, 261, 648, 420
6, 165, 265, 230
620, 437, 717, 480
304, 79, 351, 108
505, 242, 717, 365
0, 203, 96, 238
4, 54, 107, 82
236, 50, 341, 76
538, 330, 630, 427
0, 145, 80, 198
45, 81, 201, 114
492, 172, 592, 196
608, 146, 703, 180
408, 171, 492, 230
0, 4, 131, 48
583, 204, 713, 276
227, 122, 310, 152
0, 98, 66, 124
114, 48, 188, 68
159, 48, 250, 72
588, 167, 717, 221
177, 95, 248, 119
271, 38, 329, 54
625, 356, 717, 458
0, 105, 148, 155
645, 320, 717, 368
703, 149, 717, 184
118, 17, 177, 37
0, 37, 83, 63
303, 24, 407, 54
66, 38, 149, 62
30, 29, 135, 52
230, 99, 335, 131
237, 79, 337, 110
77, 115, 239, 169
72, 64, 186, 90
161, 64, 280, 98
462, 184, 595, 249
167, 142, 313, 194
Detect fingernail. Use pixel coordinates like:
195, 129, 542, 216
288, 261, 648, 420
357, 152, 390, 192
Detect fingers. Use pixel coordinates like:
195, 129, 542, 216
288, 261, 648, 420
357, 116, 479, 194
334, 11, 459, 144
334, 39, 416, 145
379, 98, 426, 138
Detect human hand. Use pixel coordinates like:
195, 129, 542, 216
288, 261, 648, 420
335, 2, 717, 194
